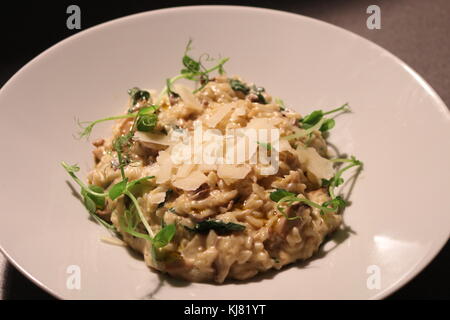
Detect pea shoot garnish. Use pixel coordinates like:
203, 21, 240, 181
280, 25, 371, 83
283, 103, 350, 141
270, 156, 363, 217
229, 79, 250, 95
270, 189, 336, 220
62, 159, 177, 257
156, 40, 229, 103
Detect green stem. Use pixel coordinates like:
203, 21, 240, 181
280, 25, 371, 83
124, 190, 155, 238
79, 114, 138, 139
330, 158, 356, 163
116, 150, 126, 180
61, 162, 106, 198
329, 162, 361, 199
156, 57, 229, 104
283, 118, 325, 141
156, 74, 186, 104
323, 103, 349, 116
279, 196, 336, 214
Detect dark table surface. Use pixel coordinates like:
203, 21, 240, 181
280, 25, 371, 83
0, 0, 449, 300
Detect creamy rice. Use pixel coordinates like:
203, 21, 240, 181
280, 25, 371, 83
87, 76, 342, 283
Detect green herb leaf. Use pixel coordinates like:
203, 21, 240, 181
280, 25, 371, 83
126, 176, 154, 190
128, 87, 150, 107
229, 79, 250, 95
322, 196, 347, 214
152, 224, 176, 248
138, 105, 158, 116
62, 162, 80, 173
321, 177, 344, 188
186, 220, 245, 235
119, 209, 152, 241
81, 185, 106, 209
299, 110, 324, 129
82, 191, 97, 213
270, 189, 295, 202
182, 55, 201, 74
319, 118, 335, 132
137, 114, 157, 132
109, 179, 128, 200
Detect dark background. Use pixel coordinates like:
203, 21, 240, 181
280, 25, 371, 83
0, 0, 449, 300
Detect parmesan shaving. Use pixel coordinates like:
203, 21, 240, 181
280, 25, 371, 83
174, 85, 202, 112
135, 131, 173, 146
246, 117, 281, 130
296, 147, 334, 184
155, 151, 173, 183
206, 103, 233, 128
176, 164, 196, 178
217, 164, 251, 180
172, 170, 208, 191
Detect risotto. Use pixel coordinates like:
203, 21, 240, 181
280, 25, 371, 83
62, 43, 361, 283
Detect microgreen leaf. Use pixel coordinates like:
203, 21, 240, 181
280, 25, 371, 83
186, 220, 245, 235
229, 79, 250, 95
119, 209, 152, 241
299, 110, 323, 129
126, 176, 155, 189
319, 118, 335, 132
152, 224, 176, 248
271, 189, 336, 218
182, 55, 201, 74
321, 177, 344, 188
256, 92, 267, 104
108, 179, 128, 200
321, 196, 347, 215
137, 114, 157, 132
138, 105, 158, 116
62, 162, 80, 173
81, 185, 106, 209
82, 192, 97, 213
270, 189, 295, 202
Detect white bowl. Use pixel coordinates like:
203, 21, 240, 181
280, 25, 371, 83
0, 6, 449, 300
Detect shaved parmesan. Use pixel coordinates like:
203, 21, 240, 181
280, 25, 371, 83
199, 163, 218, 172
176, 164, 196, 178
278, 139, 295, 153
246, 117, 281, 130
296, 147, 334, 184
217, 164, 251, 180
156, 151, 173, 183
174, 85, 202, 112
135, 131, 173, 146
206, 103, 233, 128
230, 106, 246, 121
172, 170, 208, 191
